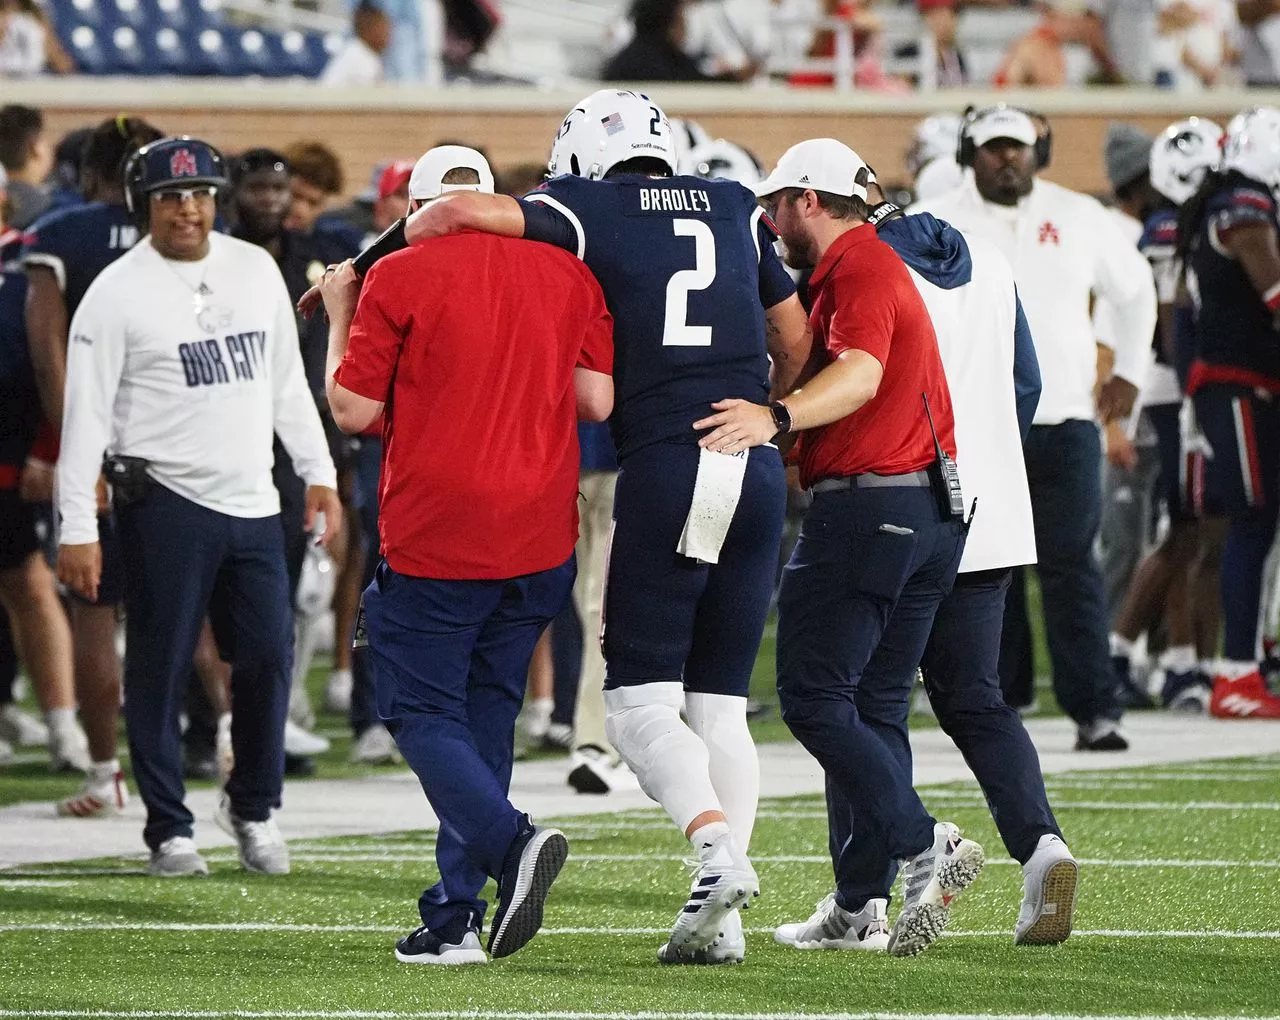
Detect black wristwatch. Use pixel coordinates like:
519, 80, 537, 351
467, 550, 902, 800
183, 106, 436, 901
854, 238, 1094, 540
769, 400, 793, 435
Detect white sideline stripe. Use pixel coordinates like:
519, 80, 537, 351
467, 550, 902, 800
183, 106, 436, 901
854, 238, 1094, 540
0, 879, 79, 887
184, 853, 1280, 870
3, 1014, 1280, 1020
758, 800, 1280, 814
5, 1014, 1280, 1020
1, 922, 1278, 939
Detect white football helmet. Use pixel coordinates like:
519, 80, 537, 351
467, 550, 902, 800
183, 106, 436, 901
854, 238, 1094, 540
681, 139, 765, 186
1149, 118, 1223, 206
906, 114, 963, 178
548, 89, 676, 181
1222, 107, 1280, 194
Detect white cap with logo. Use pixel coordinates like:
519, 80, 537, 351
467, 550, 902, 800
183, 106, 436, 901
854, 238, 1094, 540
967, 107, 1038, 149
408, 145, 495, 201
753, 138, 870, 200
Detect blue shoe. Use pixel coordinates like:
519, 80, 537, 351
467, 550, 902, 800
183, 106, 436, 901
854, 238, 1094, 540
1113, 654, 1155, 709
487, 818, 568, 959
395, 920, 487, 966
1162, 670, 1211, 712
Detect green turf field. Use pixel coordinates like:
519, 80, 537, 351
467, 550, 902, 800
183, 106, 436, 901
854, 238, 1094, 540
2, 755, 1278, 1019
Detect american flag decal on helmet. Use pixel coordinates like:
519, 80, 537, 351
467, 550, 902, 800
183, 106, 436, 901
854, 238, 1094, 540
169, 148, 199, 178
601, 112, 625, 136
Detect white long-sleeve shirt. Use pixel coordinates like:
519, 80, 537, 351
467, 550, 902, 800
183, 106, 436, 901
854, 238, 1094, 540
914, 176, 1157, 426
904, 230, 1037, 573
59, 233, 336, 545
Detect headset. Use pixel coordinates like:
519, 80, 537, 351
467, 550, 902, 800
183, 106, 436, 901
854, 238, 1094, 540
124, 136, 227, 216
956, 105, 1053, 170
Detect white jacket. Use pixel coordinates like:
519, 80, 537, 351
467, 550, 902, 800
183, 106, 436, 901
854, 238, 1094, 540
902, 229, 1037, 572
914, 176, 1156, 427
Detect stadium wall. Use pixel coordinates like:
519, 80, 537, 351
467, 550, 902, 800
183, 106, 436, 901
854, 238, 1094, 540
8, 81, 1279, 198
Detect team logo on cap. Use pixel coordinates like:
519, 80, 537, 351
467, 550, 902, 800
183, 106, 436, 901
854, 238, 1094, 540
169, 148, 199, 178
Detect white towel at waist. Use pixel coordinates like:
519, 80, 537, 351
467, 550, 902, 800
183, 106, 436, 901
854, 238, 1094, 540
676, 448, 749, 565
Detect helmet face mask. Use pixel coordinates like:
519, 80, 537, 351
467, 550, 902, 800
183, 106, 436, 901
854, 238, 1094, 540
548, 90, 676, 181
1150, 118, 1224, 206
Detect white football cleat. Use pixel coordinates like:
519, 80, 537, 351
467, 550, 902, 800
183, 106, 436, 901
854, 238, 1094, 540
888, 821, 984, 957
1015, 834, 1078, 945
351, 724, 401, 764
57, 767, 129, 818
0, 703, 49, 746
215, 795, 290, 875
325, 669, 353, 714
775, 893, 889, 951
658, 907, 745, 964
667, 835, 759, 952
283, 719, 330, 757
148, 836, 209, 878
47, 717, 91, 774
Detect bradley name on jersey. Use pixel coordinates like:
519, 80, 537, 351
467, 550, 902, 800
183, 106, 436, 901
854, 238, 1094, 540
636, 187, 714, 214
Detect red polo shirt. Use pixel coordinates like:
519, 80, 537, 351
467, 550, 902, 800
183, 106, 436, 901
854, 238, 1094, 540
335, 233, 614, 580
799, 223, 956, 489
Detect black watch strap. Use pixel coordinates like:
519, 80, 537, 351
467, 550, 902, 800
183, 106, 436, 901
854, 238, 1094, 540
770, 400, 793, 435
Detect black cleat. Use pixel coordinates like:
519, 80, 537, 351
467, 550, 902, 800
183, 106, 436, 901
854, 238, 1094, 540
487, 819, 568, 959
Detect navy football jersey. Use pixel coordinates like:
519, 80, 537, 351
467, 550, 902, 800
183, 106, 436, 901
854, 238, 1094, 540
522, 174, 796, 459
21, 201, 140, 318
1185, 174, 1280, 389
1139, 205, 1179, 367
0, 268, 40, 467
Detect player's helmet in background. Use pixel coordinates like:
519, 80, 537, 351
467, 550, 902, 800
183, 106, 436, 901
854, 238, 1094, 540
124, 136, 227, 216
548, 90, 676, 180
681, 139, 765, 186
1150, 118, 1224, 206
906, 114, 963, 178
1221, 107, 1280, 196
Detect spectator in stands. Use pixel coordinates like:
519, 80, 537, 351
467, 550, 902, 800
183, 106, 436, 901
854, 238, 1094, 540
1238, 0, 1280, 83
788, 0, 909, 92
603, 0, 755, 81
682, 0, 770, 80
320, 0, 390, 86
997, 0, 1123, 85
1151, 0, 1237, 87
920, 0, 968, 85
284, 141, 345, 234
0, 104, 52, 229
0, 0, 45, 75
1087, 0, 1155, 82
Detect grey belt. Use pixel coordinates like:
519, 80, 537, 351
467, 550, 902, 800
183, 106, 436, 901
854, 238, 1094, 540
809, 469, 931, 495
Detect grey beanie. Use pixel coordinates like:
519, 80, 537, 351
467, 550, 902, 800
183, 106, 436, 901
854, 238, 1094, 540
1105, 122, 1154, 191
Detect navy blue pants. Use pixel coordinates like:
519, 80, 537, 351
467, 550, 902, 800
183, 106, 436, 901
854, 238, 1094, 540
361, 556, 575, 932
604, 441, 785, 695
116, 483, 293, 850
550, 596, 583, 726
1194, 385, 1279, 661
348, 435, 382, 737
777, 484, 964, 864
1000, 421, 1120, 726
827, 568, 1062, 909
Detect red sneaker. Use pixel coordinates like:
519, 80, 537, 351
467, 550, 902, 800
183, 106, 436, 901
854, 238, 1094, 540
1210, 671, 1280, 719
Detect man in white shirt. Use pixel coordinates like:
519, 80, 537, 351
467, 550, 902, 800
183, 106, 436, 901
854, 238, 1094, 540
319, 0, 389, 86
57, 137, 341, 878
915, 106, 1157, 751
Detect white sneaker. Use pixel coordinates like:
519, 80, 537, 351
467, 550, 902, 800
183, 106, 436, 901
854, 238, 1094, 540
283, 719, 330, 757
351, 724, 400, 765
658, 907, 745, 964
667, 834, 759, 953
567, 745, 620, 794
57, 767, 129, 818
148, 836, 209, 877
774, 893, 889, 951
0, 704, 49, 746
47, 718, 91, 773
1015, 834, 1078, 945
325, 669, 353, 714
215, 795, 290, 874
888, 821, 985, 958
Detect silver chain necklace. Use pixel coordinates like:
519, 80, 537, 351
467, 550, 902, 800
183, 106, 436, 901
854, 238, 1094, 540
158, 251, 213, 321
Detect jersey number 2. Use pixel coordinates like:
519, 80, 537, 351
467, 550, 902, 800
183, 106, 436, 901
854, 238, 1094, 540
663, 219, 716, 347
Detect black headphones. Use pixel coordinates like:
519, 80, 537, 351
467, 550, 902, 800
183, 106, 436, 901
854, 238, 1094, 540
956, 105, 1053, 170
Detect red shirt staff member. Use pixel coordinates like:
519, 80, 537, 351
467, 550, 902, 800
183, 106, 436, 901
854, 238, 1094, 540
697, 139, 985, 958
317, 146, 615, 967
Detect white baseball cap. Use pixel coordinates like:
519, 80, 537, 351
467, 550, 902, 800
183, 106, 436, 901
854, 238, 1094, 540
752, 138, 870, 201
408, 145, 495, 201
967, 107, 1038, 149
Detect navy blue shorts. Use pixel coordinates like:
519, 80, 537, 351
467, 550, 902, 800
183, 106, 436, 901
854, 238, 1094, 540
603, 441, 786, 697
1193, 385, 1279, 516
1148, 402, 1192, 522
0, 490, 39, 573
